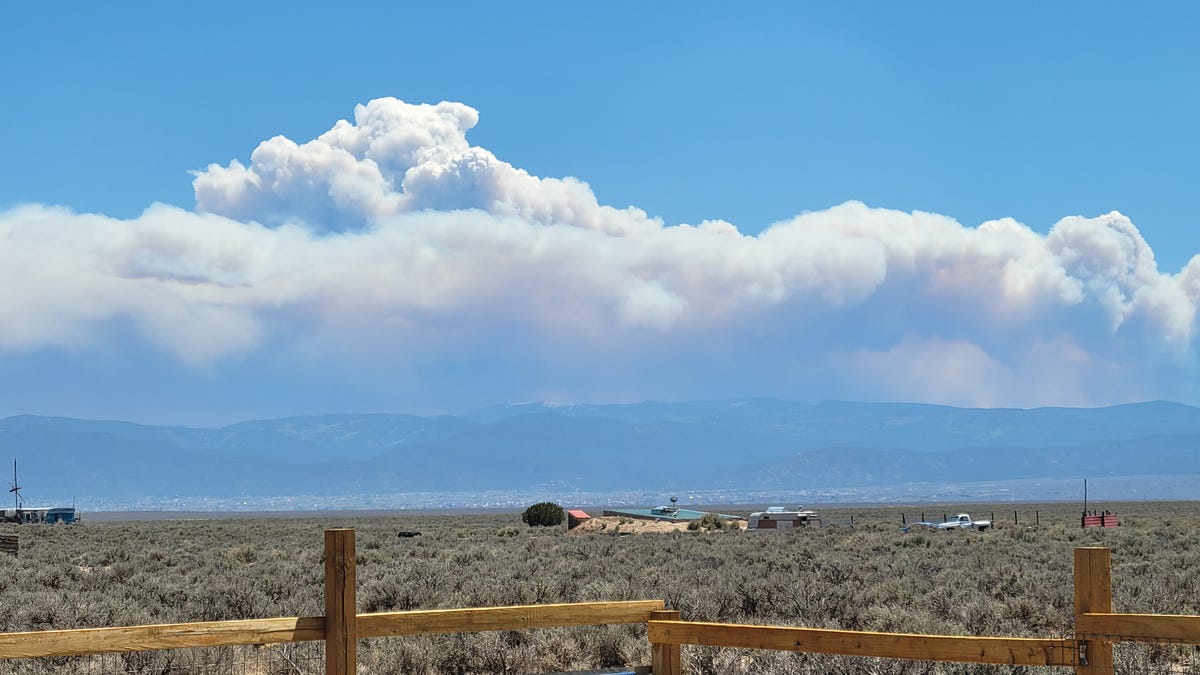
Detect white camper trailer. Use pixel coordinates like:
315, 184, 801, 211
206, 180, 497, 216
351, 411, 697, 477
746, 506, 821, 531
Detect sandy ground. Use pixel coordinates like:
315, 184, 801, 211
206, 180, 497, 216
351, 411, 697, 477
567, 515, 746, 534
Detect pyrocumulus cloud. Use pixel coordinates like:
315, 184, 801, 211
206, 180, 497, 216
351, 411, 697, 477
3, 97, 1198, 409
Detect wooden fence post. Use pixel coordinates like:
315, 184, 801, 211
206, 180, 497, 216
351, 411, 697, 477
650, 609, 682, 675
1074, 547, 1113, 675
325, 529, 357, 675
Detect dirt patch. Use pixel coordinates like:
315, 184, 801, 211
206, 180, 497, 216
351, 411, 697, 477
567, 516, 746, 535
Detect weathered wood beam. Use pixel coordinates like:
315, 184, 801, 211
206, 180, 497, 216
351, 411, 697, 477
0, 600, 665, 660
0, 617, 325, 659
358, 600, 664, 638
1077, 613, 1200, 644
1075, 547, 1114, 674
325, 528, 357, 675
649, 609, 682, 675
647, 620, 1076, 667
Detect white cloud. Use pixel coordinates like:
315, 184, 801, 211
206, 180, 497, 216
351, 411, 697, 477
4, 97, 1199, 409
193, 98, 661, 237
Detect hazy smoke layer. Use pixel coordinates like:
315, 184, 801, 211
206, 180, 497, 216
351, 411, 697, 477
3, 97, 1198, 409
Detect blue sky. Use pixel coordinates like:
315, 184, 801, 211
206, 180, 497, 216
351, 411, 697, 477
2, 3, 1199, 424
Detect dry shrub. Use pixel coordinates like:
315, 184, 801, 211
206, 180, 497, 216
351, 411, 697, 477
0, 501, 1195, 673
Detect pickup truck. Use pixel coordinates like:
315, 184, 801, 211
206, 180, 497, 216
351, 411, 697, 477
901, 513, 992, 533
935, 514, 991, 531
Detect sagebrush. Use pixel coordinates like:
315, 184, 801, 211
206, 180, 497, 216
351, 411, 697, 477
0, 501, 1195, 674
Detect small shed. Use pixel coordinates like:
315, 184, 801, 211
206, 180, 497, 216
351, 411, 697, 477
567, 509, 591, 530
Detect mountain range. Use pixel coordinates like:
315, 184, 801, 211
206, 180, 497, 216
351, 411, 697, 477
3, 399, 1200, 508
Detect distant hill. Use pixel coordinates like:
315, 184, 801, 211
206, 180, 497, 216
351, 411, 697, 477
3, 399, 1199, 506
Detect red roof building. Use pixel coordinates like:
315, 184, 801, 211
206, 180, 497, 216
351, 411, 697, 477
567, 509, 591, 529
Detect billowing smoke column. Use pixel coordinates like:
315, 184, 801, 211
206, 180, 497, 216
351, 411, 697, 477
2, 97, 1198, 408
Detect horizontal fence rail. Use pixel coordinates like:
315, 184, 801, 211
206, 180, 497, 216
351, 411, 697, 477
359, 600, 664, 638
1077, 613, 1200, 644
0, 601, 664, 661
647, 620, 1078, 667
0, 616, 326, 659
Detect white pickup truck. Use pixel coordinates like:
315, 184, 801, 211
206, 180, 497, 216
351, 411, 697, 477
935, 513, 991, 531
902, 513, 992, 533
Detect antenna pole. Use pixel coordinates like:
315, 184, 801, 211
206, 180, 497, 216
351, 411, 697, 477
10, 459, 21, 510
1083, 478, 1088, 515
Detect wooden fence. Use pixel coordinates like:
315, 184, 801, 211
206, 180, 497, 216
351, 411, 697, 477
0, 534, 16, 557
0, 532, 1198, 674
